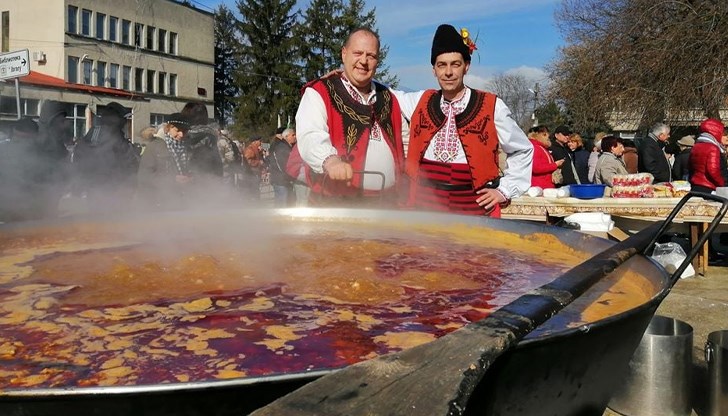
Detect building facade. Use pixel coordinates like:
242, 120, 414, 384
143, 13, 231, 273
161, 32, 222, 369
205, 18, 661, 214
0, 0, 214, 140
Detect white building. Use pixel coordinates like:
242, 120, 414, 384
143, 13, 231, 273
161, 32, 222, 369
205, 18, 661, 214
0, 0, 214, 139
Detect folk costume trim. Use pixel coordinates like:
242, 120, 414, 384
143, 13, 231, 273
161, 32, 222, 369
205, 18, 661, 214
407, 89, 500, 191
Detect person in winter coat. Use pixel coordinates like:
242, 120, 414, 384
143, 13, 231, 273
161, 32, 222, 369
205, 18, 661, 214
136, 113, 192, 211
671, 135, 694, 181
551, 125, 579, 185
73, 102, 140, 213
594, 136, 629, 187
622, 139, 639, 174
567, 133, 590, 184
268, 128, 297, 207
587, 132, 607, 183
638, 122, 672, 182
527, 125, 562, 189
689, 118, 728, 194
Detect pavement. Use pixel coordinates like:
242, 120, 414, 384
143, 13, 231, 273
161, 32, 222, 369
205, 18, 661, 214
604, 262, 728, 416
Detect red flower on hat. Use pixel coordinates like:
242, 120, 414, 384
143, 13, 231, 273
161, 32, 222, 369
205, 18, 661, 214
461, 27, 478, 55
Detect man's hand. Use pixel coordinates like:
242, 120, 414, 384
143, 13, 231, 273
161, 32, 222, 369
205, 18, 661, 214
476, 188, 507, 213
321, 68, 344, 80
323, 157, 353, 181
555, 159, 565, 167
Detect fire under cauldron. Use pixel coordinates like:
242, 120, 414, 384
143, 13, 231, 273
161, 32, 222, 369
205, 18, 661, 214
0, 208, 689, 415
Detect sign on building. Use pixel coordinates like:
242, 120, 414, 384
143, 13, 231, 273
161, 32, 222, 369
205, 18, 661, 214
0, 49, 30, 81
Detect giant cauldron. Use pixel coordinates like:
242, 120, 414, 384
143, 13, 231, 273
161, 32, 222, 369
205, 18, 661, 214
0, 208, 672, 415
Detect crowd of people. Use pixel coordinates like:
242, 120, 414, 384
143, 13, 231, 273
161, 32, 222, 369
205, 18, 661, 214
525, 120, 728, 194
0, 100, 297, 222
2, 23, 727, 224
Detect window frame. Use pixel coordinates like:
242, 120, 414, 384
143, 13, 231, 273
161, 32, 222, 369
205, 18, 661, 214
67, 55, 79, 84
95, 12, 106, 40
81, 9, 91, 36
67, 6, 78, 34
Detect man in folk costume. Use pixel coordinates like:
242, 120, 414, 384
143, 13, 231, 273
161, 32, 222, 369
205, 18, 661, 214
406, 24, 533, 217
295, 28, 407, 206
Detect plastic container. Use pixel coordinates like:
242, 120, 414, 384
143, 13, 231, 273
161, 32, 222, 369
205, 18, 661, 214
569, 184, 606, 199
608, 315, 693, 416
705, 330, 728, 416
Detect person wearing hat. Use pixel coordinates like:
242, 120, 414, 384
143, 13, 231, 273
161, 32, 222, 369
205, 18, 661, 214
294, 27, 409, 206
73, 101, 140, 213
403, 24, 533, 217
136, 112, 192, 211
638, 122, 672, 183
688, 118, 728, 194
550, 125, 580, 186
672, 135, 695, 181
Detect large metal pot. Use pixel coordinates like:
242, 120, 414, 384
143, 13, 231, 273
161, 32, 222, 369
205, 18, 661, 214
0, 208, 671, 416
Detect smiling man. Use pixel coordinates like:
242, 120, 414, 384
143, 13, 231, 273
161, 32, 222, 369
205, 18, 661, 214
405, 24, 533, 217
295, 28, 407, 206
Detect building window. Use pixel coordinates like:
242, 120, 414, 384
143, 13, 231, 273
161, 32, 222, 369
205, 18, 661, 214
157, 29, 166, 53
134, 23, 143, 47
109, 63, 119, 88
67, 56, 79, 83
81, 9, 91, 36
122, 65, 131, 90
1, 11, 8, 53
109, 16, 118, 42
121, 19, 130, 45
158, 72, 166, 95
169, 74, 177, 96
134, 68, 144, 92
95, 12, 105, 40
146, 70, 155, 93
0, 97, 39, 117
70, 104, 88, 138
67, 6, 78, 34
96, 61, 106, 87
168, 32, 177, 55
146, 26, 155, 50
82, 60, 93, 84
150, 113, 165, 127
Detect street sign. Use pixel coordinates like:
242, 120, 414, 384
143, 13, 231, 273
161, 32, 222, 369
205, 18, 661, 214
0, 49, 30, 81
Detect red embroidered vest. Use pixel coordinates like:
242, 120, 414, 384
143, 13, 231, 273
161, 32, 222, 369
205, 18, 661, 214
406, 89, 500, 190
307, 77, 404, 196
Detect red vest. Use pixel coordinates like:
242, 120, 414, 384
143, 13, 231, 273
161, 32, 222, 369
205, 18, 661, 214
306, 77, 404, 197
406, 89, 500, 190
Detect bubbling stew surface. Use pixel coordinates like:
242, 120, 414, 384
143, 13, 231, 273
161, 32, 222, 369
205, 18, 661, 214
0, 217, 656, 390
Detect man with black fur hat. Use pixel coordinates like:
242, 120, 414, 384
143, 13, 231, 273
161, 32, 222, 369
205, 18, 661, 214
404, 24, 533, 217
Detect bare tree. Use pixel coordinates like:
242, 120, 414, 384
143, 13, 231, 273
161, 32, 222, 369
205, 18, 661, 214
550, 0, 728, 133
486, 73, 535, 130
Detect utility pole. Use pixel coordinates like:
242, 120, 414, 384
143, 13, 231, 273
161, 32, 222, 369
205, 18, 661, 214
529, 82, 540, 127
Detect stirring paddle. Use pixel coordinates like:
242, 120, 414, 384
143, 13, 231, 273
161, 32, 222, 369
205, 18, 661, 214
251, 192, 727, 416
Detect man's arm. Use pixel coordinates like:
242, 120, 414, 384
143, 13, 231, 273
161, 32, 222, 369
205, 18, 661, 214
492, 98, 533, 199
389, 89, 426, 155
295, 88, 338, 174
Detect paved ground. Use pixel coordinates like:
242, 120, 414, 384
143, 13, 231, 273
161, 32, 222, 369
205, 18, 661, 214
604, 263, 728, 416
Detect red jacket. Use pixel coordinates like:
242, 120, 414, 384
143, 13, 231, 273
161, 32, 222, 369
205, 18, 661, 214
689, 140, 726, 190
529, 138, 557, 189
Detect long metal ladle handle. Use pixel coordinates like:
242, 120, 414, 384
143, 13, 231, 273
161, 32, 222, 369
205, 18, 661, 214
644, 191, 728, 285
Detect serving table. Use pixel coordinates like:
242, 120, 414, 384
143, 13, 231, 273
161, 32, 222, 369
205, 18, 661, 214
502, 196, 723, 275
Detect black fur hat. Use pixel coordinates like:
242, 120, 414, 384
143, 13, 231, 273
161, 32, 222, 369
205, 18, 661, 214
431, 24, 471, 66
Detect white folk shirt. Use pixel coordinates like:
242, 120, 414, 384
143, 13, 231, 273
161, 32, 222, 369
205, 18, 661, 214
296, 82, 532, 199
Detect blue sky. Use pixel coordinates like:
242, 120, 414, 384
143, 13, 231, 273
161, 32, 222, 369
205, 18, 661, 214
193, 0, 563, 91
